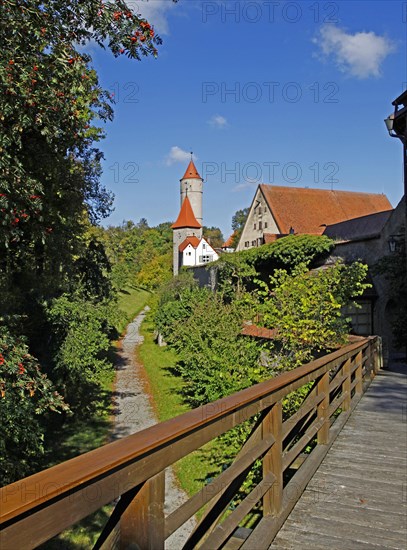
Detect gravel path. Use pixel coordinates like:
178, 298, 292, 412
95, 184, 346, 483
112, 306, 196, 548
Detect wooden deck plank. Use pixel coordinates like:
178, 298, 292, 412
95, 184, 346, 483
268, 364, 407, 549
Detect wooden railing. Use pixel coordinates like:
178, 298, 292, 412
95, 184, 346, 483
0, 336, 382, 549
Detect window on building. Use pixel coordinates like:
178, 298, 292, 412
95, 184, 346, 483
259, 221, 262, 230
264, 222, 268, 228
264, 206, 267, 212
245, 241, 249, 247
254, 223, 256, 230
258, 207, 262, 214
252, 240, 256, 246
342, 300, 373, 336
202, 243, 206, 249
200, 255, 212, 263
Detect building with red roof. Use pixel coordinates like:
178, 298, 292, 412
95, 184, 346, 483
236, 184, 393, 251
172, 159, 219, 275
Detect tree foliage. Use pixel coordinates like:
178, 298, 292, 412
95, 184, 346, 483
155, 239, 369, 407
231, 207, 249, 247
203, 226, 224, 249
156, 282, 261, 407
257, 261, 370, 370
216, 234, 335, 298
0, 0, 174, 484
0, 327, 68, 485
96, 219, 174, 290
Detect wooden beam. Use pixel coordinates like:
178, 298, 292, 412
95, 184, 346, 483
120, 472, 165, 550
164, 435, 275, 538
263, 402, 282, 516
317, 372, 330, 445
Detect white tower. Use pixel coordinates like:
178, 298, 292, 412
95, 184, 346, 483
180, 157, 203, 226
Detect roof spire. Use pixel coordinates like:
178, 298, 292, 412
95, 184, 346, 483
181, 157, 202, 181
171, 195, 202, 229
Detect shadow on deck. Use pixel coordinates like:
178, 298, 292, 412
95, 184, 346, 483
238, 360, 407, 549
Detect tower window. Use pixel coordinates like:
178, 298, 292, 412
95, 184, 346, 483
259, 221, 262, 230
253, 223, 256, 230
265, 222, 268, 228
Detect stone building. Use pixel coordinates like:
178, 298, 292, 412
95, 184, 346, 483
236, 184, 392, 251
235, 183, 404, 357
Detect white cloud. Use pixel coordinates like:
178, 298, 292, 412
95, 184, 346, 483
234, 180, 259, 192
208, 115, 228, 129
165, 146, 196, 166
314, 25, 395, 78
128, 0, 176, 34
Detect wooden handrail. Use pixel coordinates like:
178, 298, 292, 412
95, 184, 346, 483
0, 336, 380, 550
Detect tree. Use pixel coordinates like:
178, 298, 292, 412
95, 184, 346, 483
165, 291, 261, 407
203, 226, 224, 248
0, 1, 166, 279
0, 327, 68, 485
216, 234, 335, 297
257, 261, 370, 371
0, 0, 175, 482
231, 207, 249, 247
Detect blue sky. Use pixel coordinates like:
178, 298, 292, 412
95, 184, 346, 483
91, 0, 407, 239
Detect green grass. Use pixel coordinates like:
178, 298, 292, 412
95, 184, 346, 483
138, 312, 221, 498
115, 286, 151, 334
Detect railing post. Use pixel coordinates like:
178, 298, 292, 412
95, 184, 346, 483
366, 338, 374, 381
342, 358, 351, 411
120, 471, 165, 550
262, 401, 283, 516
355, 350, 363, 395
317, 372, 330, 445
373, 337, 383, 374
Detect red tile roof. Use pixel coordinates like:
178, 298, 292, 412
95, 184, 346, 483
222, 231, 237, 248
241, 324, 278, 339
179, 236, 200, 252
181, 160, 202, 180
260, 185, 392, 235
263, 233, 280, 244
171, 196, 202, 229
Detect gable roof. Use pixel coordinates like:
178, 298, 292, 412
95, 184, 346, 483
181, 160, 202, 180
222, 231, 237, 248
323, 210, 393, 241
171, 196, 202, 229
179, 236, 200, 252
259, 185, 392, 235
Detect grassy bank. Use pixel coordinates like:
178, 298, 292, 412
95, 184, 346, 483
116, 286, 151, 334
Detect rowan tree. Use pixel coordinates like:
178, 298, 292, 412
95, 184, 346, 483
0, 0, 175, 483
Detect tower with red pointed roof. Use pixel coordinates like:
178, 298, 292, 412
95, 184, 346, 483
180, 157, 203, 226
172, 157, 218, 275
172, 163, 203, 275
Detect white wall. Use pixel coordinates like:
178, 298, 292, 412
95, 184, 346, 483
236, 187, 279, 251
